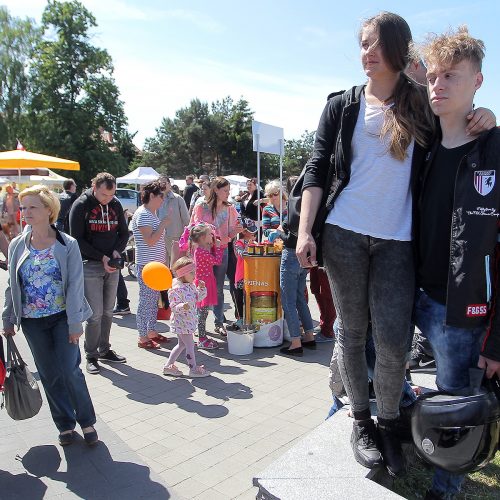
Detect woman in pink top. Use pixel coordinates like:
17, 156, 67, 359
191, 177, 241, 336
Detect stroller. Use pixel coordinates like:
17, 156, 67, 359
124, 231, 137, 278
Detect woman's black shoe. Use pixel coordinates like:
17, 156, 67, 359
83, 428, 99, 446
280, 345, 303, 357
302, 340, 317, 349
58, 431, 75, 446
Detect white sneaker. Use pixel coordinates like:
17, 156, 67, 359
189, 365, 211, 378
163, 364, 183, 377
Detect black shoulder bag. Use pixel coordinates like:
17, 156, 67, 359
286, 90, 350, 263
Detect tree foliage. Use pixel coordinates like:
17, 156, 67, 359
283, 130, 315, 177
0, 7, 40, 150
143, 97, 315, 182
143, 96, 257, 178
0, 2, 136, 186
26, 0, 134, 185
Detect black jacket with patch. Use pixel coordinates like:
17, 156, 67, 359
417, 127, 500, 361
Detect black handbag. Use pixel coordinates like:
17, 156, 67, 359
2, 336, 42, 420
286, 89, 351, 264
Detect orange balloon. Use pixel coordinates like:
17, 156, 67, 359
141, 262, 173, 291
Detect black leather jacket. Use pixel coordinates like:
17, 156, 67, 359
418, 127, 500, 361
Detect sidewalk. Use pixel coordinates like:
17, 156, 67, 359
0, 270, 334, 499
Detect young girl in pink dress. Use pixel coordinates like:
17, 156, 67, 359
163, 257, 211, 377
189, 223, 224, 349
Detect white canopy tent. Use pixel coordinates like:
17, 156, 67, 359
116, 166, 160, 188
3, 169, 70, 189
170, 179, 187, 192
225, 174, 250, 198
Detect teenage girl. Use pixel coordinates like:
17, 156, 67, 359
189, 223, 224, 349
190, 177, 241, 335
163, 256, 210, 378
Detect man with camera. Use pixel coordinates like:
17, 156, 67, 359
69, 172, 129, 374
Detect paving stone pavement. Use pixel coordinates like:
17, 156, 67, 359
0, 269, 336, 499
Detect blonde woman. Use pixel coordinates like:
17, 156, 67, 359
262, 180, 287, 237
2, 185, 97, 446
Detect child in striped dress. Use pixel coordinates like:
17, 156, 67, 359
163, 257, 210, 377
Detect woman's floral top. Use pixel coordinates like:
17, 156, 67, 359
19, 245, 65, 318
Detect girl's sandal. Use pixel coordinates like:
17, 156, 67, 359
214, 324, 227, 337
148, 333, 169, 343
138, 339, 161, 349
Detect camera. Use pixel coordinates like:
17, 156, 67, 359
108, 257, 124, 269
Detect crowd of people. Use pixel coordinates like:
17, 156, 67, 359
1, 11, 500, 500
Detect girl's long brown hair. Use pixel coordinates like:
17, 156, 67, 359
207, 176, 231, 218
361, 12, 435, 160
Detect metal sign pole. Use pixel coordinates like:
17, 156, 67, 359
256, 133, 261, 244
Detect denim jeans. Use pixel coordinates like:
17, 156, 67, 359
414, 288, 485, 497
22, 311, 96, 432
280, 248, 314, 338
323, 224, 414, 419
83, 260, 119, 359
213, 248, 228, 326
116, 271, 129, 308
327, 320, 416, 418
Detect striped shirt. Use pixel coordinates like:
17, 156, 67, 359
132, 206, 166, 266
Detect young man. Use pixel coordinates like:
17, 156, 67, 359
157, 176, 189, 266
416, 28, 500, 499
183, 174, 198, 208
69, 172, 129, 374
56, 178, 77, 231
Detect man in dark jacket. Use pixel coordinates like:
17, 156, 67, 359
69, 172, 129, 375
183, 174, 198, 208
415, 28, 500, 500
55, 178, 77, 231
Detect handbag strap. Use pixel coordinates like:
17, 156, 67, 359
6, 336, 26, 370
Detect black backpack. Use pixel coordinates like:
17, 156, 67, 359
286, 89, 351, 264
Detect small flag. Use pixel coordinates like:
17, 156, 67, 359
16, 140, 26, 151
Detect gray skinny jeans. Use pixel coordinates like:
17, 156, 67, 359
83, 260, 119, 359
322, 224, 413, 420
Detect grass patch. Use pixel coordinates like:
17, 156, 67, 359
393, 448, 500, 499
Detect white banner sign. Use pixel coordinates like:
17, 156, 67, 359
252, 121, 284, 155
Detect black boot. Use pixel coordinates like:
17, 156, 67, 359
392, 403, 415, 443
378, 418, 405, 477
424, 489, 447, 500
351, 419, 383, 469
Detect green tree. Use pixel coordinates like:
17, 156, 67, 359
0, 8, 40, 150
211, 97, 254, 176
283, 130, 315, 176
143, 98, 212, 177
27, 0, 134, 184
144, 96, 256, 177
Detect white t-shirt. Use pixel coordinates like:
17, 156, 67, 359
132, 206, 166, 266
326, 93, 414, 241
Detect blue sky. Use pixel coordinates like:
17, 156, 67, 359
5, 0, 500, 147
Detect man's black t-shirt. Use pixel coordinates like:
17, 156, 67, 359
418, 140, 477, 305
